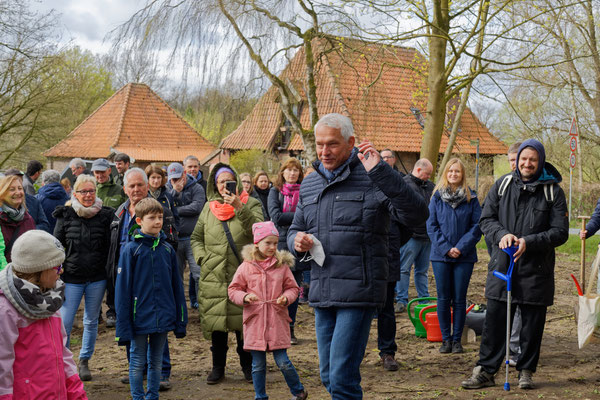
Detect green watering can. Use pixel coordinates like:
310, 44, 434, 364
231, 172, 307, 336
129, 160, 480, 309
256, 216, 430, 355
407, 297, 437, 338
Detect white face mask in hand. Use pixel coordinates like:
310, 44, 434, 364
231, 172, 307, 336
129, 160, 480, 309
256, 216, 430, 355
299, 234, 325, 267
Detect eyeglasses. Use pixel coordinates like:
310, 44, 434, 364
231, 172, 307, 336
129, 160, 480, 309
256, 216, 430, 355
76, 190, 96, 195
53, 265, 63, 275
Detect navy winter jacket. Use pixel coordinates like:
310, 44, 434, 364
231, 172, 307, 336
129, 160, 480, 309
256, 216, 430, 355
115, 231, 187, 342
287, 152, 428, 308
426, 190, 482, 264
585, 197, 600, 239
169, 175, 205, 238
25, 194, 50, 233
36, 183, 69, 232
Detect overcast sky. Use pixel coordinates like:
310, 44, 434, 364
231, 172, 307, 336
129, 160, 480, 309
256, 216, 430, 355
33, 0, 144, 55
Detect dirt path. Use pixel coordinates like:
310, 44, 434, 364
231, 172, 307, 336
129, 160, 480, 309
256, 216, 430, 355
75, 249, 600, 399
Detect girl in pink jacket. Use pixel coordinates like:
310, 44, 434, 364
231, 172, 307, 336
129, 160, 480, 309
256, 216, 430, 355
0, 230, 87, 400
228, 221, 307, 400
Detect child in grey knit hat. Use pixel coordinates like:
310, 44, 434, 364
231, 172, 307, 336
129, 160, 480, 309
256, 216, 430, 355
0, 230, 88, 399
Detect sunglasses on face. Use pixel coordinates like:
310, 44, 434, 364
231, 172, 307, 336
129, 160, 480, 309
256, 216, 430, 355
53, 265, 63, 275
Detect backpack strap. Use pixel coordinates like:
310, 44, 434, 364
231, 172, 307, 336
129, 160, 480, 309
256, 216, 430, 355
543, 183, 554, 204
498, 175, 512, 197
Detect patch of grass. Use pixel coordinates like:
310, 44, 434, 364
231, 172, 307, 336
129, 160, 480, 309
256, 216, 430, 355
557, 234, 599, 259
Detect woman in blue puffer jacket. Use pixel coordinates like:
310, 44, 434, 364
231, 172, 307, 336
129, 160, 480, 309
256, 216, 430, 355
427, 158, 482, 354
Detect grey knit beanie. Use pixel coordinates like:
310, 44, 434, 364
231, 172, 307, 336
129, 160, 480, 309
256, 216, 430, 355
10, 230, 65, 273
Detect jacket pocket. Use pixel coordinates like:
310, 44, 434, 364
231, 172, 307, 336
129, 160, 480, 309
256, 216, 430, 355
529, 204, 550, 231
361, 245, 368, 285
333, 192, 364, 226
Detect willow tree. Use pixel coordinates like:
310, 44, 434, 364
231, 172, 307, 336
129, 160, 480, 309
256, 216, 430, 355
111, 0, 358, 162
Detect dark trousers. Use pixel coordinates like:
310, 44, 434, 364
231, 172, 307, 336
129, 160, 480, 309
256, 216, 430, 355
106, 276, 116, 317
211, 330, 252, 371
288, 270, 303, 326
477, 298, 547, 374
377, 281, 398, 356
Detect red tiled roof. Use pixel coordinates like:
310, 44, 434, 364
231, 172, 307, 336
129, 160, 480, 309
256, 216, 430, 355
223, 39, 506, 155
44, 83, 216, 162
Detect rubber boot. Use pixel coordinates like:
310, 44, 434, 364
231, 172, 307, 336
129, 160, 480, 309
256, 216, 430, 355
78, 359, 92, 381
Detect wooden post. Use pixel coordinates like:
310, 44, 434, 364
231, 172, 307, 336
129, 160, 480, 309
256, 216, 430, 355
579, 215, 591, 291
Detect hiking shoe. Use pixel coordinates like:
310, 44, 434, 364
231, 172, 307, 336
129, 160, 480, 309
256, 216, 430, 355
78, 359, 92, 381
159, 377, 171, 391
120, 376, 129, 384
190, 301, 199, 310
206, 368, 225, 385
106, 315, 116, 328
394, 303, 407, 314
461, 366, 495, 389
439, 340, 452, 354
452, 341, 464, 354
381, 354, 399, 371
243, 368, 253, 383
291, 389, 308, 400
518, 369, 534, 390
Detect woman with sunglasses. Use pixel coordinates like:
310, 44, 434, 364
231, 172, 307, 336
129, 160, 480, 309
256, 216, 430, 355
0, 230, 88, 399
53, 174, 114, 381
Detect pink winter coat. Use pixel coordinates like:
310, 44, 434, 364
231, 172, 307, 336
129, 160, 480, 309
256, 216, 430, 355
228, 246, 298, 351
0, 291, 87, 400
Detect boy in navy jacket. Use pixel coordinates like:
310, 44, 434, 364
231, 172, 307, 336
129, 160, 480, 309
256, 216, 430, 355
116, 198, 187, 400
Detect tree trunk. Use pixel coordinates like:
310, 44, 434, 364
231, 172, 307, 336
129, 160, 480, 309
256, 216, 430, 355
420, 0, 450, 176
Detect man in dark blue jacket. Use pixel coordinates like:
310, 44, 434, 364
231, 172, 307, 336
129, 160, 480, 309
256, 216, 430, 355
36, 169, 69, 233
395, 158, 435, 312
167, 162, 205, 309
287, 113, 428, 399
462, 139, 568, 390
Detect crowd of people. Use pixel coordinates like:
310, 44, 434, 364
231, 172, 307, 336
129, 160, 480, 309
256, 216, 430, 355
0, 112, 576, 399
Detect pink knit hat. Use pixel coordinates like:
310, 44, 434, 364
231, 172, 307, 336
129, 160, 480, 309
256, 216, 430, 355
252, 221, 279, 244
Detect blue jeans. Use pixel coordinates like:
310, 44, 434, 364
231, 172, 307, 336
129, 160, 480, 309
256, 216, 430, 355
177, 238, 200, 291
126, 338, 171, 379
314, 307, 375, 400
395, 238, 431, 305
61, 280, 106, 360
250, 349, 304, 400
129, 332, 168, 400
432, 261, 474, 342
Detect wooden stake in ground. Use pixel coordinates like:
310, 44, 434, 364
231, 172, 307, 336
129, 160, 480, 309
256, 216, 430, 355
579, 215, 591, 290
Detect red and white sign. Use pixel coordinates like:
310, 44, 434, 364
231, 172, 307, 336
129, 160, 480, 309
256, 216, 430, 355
570, 153, 576, 169
569, 117, 578, 136
570, 137, 578, 152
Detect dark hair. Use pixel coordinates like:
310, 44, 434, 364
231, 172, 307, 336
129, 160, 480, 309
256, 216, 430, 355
274, 158, 304, 189
26, 160, 43, 176
144, 164, 167, 187
135, 198, 164, 219
114, 153, 131, 164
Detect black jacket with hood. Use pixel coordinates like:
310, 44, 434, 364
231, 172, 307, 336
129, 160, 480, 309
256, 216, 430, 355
480, 139, 568, 306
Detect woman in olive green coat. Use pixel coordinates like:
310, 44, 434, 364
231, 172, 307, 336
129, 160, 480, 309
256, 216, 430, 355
191, 163, 264, 384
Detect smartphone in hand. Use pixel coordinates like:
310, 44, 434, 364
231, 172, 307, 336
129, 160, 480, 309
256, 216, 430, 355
225, 181, 237, 195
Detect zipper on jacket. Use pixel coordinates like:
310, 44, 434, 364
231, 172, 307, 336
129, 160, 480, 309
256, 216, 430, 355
133, 297, 138, 321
